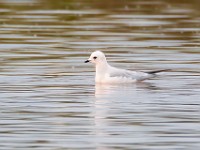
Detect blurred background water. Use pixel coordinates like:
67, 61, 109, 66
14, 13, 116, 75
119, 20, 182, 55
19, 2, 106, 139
0, 0, 200, 149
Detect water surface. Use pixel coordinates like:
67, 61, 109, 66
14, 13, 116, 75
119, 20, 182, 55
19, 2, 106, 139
0, 0, 200, 149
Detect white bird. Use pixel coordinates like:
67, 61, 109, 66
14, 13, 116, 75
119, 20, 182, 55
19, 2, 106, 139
85, 51, 169, 84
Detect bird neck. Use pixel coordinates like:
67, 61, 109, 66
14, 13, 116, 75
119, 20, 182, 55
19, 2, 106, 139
95, 61, 109, 81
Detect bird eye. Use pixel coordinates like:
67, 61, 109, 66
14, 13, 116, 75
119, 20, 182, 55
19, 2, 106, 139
93, 56, 97, 59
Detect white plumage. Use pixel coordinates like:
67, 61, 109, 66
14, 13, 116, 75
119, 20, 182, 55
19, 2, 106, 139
85, 51, 168, 84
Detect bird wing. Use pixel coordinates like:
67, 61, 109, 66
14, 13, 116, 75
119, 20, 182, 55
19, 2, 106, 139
109, 67, 151, 81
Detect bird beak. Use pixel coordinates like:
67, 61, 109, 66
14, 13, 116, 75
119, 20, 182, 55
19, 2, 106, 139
84, 60, 90, 63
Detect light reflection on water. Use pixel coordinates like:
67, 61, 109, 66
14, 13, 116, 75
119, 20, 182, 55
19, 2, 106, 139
0, 0, 200, 149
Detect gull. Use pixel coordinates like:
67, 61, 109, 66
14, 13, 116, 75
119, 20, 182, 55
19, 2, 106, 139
85, 51, 169, 84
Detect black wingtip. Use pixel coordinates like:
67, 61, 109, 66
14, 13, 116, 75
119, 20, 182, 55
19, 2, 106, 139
147, 69, 171, 74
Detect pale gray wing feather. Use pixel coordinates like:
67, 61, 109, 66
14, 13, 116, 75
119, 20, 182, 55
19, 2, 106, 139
110, 70, 134, 79
109, 67, 154, 81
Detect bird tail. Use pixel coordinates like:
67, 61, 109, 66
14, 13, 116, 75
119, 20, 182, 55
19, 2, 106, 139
146, 69, 171, 74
